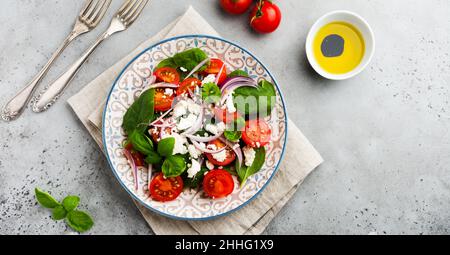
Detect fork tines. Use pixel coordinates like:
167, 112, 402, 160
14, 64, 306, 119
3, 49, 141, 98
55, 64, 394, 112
80, 0, 112, 27
117, 0, 149, 26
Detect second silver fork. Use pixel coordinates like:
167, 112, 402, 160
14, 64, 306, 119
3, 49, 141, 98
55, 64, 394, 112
32, 0, 150, 113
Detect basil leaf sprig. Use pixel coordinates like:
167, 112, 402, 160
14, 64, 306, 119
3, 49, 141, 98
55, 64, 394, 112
233, 80, 276, 117
202, 82, 221, 104
35, 188, 94, 233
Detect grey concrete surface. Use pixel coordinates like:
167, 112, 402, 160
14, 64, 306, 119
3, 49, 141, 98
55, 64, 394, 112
0, 0, 449, 235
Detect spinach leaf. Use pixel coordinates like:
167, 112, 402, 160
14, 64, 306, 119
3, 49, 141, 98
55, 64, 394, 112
236, 147, 266, 186
184, 167, 208, 188
224, 130, 242, 142
172, 48, 209, 72
129, 130, 153, 155
65, 210, 94, 233
52, 206, 67, 221
35, 188, 60, 209
156, 58, 177, 69
122, 89, 155, 135
62, 196, 80, 212
157, 137, 175, 157
228, 69, 249, 78
202, 82, 221, 103
162, 155, 187, 177
233, 80, 276, 117
145, 151, 163, 165
157, 48, 209, 72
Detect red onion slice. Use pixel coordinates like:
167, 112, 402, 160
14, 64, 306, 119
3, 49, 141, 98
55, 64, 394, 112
215, 63, 226, 85
184, 58, 210, 80
220, 76, 257, 92
123, 149, 139, 191
186, 130, 224, 143
149, 109, 173, 127
148, 82, 179, 89
220, 82, 259, 106
147, 164, 153, 192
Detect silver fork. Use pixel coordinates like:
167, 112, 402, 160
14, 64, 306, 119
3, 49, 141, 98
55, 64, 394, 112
1, 0, 111, 122
32, 0, 149, 113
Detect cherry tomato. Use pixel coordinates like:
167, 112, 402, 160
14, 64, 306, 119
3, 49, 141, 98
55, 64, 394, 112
203, 169, 235, 199
150, 172, 184, 202
214, 107, 240, 124
177, 78, 202, 96
205, 139, 236, 166
125, 143, 145, 167
250, 0, 282, 34
203, 59, 227, 85
154, 67, 180, 84
242, 119, 272, 147
220, 0, 253, 15
154, 88, 175, 112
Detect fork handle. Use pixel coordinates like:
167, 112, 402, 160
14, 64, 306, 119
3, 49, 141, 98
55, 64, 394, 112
33, 32, 110, 113
1, 31, 78, 121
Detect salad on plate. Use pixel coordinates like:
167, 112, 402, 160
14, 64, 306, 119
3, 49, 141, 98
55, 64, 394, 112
121, 47, 276, 202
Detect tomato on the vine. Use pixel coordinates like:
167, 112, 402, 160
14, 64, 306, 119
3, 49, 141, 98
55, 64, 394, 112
250, 0, 282, 34
220, 0, 253, 15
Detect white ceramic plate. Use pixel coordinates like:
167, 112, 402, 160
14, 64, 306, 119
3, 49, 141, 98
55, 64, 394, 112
102, 35, 288, 220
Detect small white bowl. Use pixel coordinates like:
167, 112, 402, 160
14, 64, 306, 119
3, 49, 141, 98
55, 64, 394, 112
306, 10, 375, 80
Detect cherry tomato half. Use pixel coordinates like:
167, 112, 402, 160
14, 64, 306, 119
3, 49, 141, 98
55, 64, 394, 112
214, 107, 240, 124
220, 0, 253, 15
242, 119, 272, 148
250, 0, 282, 34
177, 77, 202, 96
203, 59, 227, 85
205, 139, 236, 166
150, 172, 184, 202
154, 88, 175, 112
203, 169, 235, 199
154, 67, 180, 84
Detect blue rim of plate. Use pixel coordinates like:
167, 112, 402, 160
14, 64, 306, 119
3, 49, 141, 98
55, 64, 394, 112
102, 34, 289, 221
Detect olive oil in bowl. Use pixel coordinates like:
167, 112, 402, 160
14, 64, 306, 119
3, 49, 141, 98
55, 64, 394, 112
313, 22, 365, 75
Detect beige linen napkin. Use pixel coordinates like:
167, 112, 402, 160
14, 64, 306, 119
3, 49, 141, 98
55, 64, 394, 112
67, 6, 323, 235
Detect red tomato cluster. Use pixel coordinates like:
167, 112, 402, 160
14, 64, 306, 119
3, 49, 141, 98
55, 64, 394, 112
220, 0, 282, 34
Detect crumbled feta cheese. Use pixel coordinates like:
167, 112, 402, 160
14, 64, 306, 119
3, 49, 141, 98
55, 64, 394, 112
206, 160, 215, 170
188, 144, 201, 159
177, 113, 198, 131
187, 159, 201, 178
202, 74, 216, 84
173, 100, 188, 117
243, 146, 256, 167
188, 102, 202, 115
180, 67, 187, 72
212, 149, 227, 163
226, 92, 236, 113
206, 144, 217, 150
205, 122, 226, 135
164, 88, 174, 97
162, 132, 188, 155
256, 142, 261, 148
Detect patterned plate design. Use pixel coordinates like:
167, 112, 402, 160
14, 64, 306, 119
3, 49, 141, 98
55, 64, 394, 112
103, 35, 288, 220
